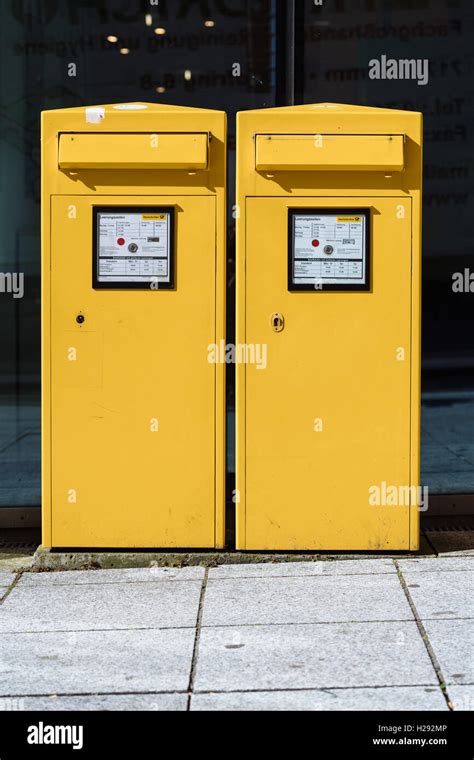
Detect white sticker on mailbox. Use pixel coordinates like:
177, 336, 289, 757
289, 210, 370, 291
94, 208, 174, 289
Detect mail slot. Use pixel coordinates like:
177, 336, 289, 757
236, 103, 422, 552
255, 133, 405, 172
42, 102, 226, 549
59, 132, 209, 170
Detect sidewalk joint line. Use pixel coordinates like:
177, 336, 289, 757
3, 616, 471, 636
187, 567, 209, 711
0, 572, 24, 606
0, 683, 455, 701
17, 578, 204, 589
191, 683, 449, 695
206, 571, 397, 580
0, 690, 189, 699
197, 618, 426, 627
0, 624, 198, 635
394, 559, 453, 711
398, 568, 474, 573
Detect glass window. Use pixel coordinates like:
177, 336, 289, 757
0, 0, 278, 513
299, 0, 474, 496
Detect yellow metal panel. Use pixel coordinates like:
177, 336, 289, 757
243, 197, 411, 551
409, 196, 423, 551
56, 332, 103, 388
42, 103, 226, 550
255, 134, 404, 171
59, 133, 209, 170
50, 195, 216, 548
237, 104, 422, 552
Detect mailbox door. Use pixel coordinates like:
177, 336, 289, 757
51, 195, 216, 547
242, 196, 413, 550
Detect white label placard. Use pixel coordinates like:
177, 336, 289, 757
290, 211, 369, 290
94, 209, 174, 288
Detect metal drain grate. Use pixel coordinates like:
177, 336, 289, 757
0, 540, 38, 550
425, 525, 473, 533
422, 518, 474, 533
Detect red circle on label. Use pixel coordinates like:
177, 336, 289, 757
117, 238, 125, 246
312, 239, 320, 247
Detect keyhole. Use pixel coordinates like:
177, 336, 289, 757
271, 313, 284, 332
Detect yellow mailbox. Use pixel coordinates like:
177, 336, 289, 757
236, 103, 422, 551
42, 103, 226, 549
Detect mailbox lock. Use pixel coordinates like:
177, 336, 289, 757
128, 243, 138, 253
271, 313, 285, 332
76, 314, 85, 325
324, 245, 334, 255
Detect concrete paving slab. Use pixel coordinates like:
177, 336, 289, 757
194, 621, 438, 692
191, 686, 447, 711
423, 620, 474, 685
202, 574, 413, 627
31, 540, 437, 572
208, 559, 396, 580
0, 628, 195, 696
0, 580, 202, 633
20, 566, 205, 586
403, 570, 474, 619
426, 531, 474, 556
399, 557, 474, 572
0, 572, 15, 586
446, 685, 474, 711
0, 555, 35, 573
0, 694, 187, 711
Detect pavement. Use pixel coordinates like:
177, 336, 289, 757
0, 556, 472, 711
